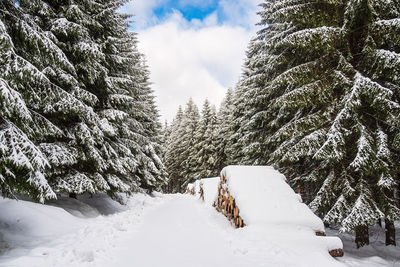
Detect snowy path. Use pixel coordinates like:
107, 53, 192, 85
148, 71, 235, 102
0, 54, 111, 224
97, 194, 344, 267
99, 194, 249, 267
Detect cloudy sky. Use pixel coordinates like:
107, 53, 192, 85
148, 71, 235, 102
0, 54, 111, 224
120, 0, 262, 122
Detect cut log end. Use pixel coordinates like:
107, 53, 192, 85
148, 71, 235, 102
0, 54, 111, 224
329, 249, 344, 257
315, 231, 326, 236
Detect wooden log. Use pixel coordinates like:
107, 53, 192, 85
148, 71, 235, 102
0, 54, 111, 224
329, 249, 344, 257
214, 175, 245, 229
315, 231, 326, 236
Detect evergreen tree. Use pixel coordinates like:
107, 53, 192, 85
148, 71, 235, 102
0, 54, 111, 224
92, 0, 167, 194
179, 99, 200, 190
0, 0, 166, 200
237, 0, 400, 247
164, 106, 184, 193
0, 0, 101, 201
193, 100, 219, 179
24, 0, 167, 197
228, 38, 268, 166
215, 88, 235, 171
17, 0, 115, 197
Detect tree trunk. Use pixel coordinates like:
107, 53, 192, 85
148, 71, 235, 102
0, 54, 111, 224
69, 193, 77, 199
355, 225, 369, 248
385, 218, 396, 246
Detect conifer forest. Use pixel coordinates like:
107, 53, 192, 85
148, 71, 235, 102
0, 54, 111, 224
1, 0, 400, 266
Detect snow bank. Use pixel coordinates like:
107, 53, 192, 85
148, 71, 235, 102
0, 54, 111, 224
0, 194, 161, 267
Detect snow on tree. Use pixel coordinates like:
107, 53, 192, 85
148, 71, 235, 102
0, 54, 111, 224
228, 38, 269, 166
0, 1, 83, 202
164, 107, 185, 193
192, 100, 219, 179
0, 0, 167, 200
214, 88, 235, 171
232, 0, 400, 247
88, 0, 167, 194
18, 0, 118, 196
178, 99, 200, 190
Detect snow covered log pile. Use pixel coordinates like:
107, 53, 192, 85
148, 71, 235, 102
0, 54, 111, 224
186, 177, 219, 206
214, 166, 344, 258
186, 184, 196, 195
214, 174, 245, 228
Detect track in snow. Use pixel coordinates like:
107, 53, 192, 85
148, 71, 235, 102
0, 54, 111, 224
99, 194, 249, 267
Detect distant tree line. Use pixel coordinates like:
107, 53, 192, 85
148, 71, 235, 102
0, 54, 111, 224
165, 0, 400, 248
163, 95, 234, 193
0, 0, 167, 203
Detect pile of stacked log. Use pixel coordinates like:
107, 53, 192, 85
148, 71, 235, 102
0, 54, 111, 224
186, 184, 195, 195
212, 171, 343, 258
213, 175, 245, 228
186, 181, 204, 201
199, 182, 204, 202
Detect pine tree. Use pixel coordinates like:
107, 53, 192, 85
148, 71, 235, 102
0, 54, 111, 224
237, 0, 400, 247
90, 0, 167, 194
16, 0, 117, 197
178, 99, 200, 190
214, 88, 235, 171
0, 0, 167, 200
192, 100, 219, 179
0, 0, 101, 202
227, 37, 270, 166
164, 106, 184, 193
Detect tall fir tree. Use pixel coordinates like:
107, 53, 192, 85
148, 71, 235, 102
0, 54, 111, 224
18, 0, 116, 197
0, 1, 56, 202
235, 0, 400, 247
214, 88, 235, 171
178, 99, 200, 190
0, 0, 102, 201
164, 106, 185, 193
192, 100, 219, 179
1, 0, 167, 201
227, 37, 270, 166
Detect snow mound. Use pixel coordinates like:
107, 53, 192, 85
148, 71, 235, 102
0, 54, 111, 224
0, 194, 160, 267
221, 165, 325, 231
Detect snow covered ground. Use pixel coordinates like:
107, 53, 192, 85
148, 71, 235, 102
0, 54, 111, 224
328, 226, 400, 267
0, 193, 399, 267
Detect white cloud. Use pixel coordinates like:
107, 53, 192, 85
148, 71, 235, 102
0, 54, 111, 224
122, 0, 263, 121
218, 0, 261, 28
121, 0, 163, 29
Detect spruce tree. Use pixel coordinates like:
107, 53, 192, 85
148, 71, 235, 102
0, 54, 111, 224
0, 0, 101, 201
178, 99, 200, 190
89, 0, 167, 194
31, 0, 166, 196
193, 100, 219, 179
237, 0, 400, 247
164, 106, 184, 193
214, 88, 235, 171
17, 0, 118, 197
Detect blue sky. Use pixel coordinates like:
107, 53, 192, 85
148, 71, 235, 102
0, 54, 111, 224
120, 0, 262, 121
152, 0, 220, 22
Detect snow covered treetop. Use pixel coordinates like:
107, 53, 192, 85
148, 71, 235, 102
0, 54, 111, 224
220, 166, 325, 232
